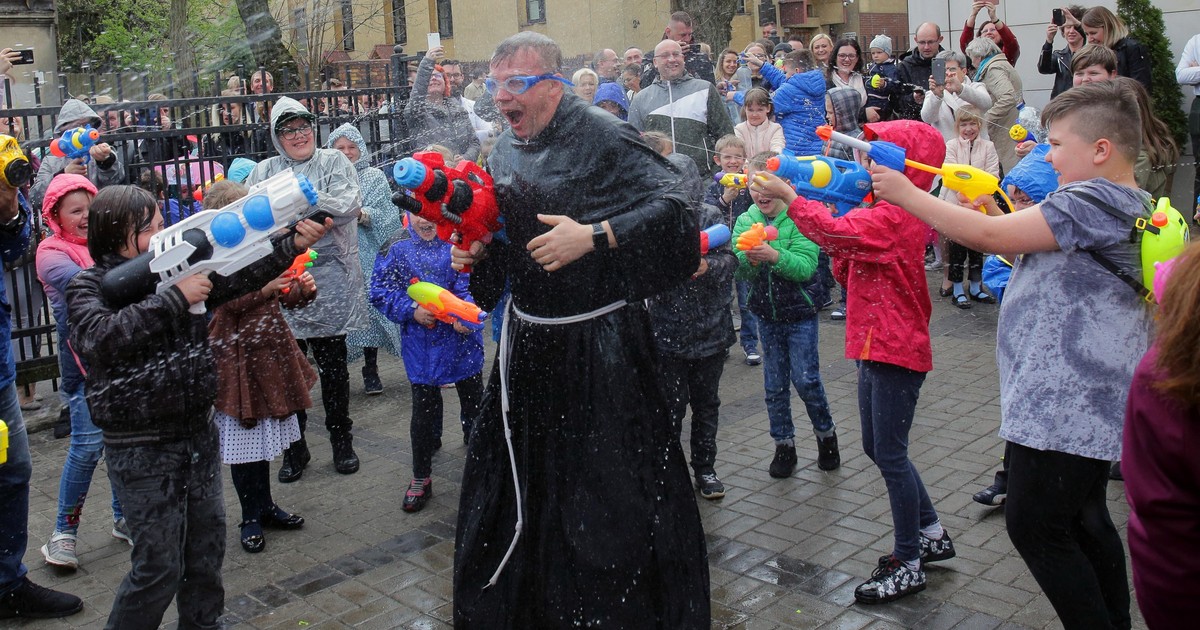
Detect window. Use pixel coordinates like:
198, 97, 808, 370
735, 0, 747, 14
436, 0, 453, 38
292, 8, 308, 50
340, 0, 355, 51
391, 0, 407, 44
807, 4, 817, 18
527, 0, 545, 23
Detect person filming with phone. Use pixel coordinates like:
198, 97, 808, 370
1038, 6, 1088, 99
921, 50, 993, 142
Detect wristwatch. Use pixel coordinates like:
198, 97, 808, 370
0, 207, 25, 233
591, 223, 610, 250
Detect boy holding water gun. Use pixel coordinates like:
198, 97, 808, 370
754, 120, 954, 604
30, 99, 125, 213
733, 151, 838, 480
868, 80, 1149, 626
369, 212, 483, 513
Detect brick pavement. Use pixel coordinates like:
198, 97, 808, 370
8, 276, 1147, 629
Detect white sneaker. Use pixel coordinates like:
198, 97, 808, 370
744, 351, 762, 366
41, 532, 79, 569
112, 518, 134, 546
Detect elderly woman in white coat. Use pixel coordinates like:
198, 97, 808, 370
246, 97, 368, 482
921, 50, 993, 142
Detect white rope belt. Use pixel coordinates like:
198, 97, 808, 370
485, 299, 628, 588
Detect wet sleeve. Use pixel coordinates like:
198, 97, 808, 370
67, 271, 191, 362
1039, 184, 1143, 252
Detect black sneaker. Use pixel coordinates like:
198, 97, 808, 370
854, 555, 926, 604
402, 478, 432, 512
696, 471, 726, 500
919, 531, 956, 564
816, 434, 840, 471
0, 577, 83, 619
972, 484, 1006, 506
769, 443, 797, 478
362, 366, 383, 395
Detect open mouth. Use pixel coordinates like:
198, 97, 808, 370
502, 109, 524, 128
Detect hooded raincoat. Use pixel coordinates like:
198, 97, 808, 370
30, 99, 125, 212
35, 174, 96, 322
246, 97, 368, 339
453, 94, 709, 628
785, 120, 945, 373
326, 123, 402, 359
404, 56, 481, 161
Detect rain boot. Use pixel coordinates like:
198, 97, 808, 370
278, 414, 310, 483
330, 430, 360, 474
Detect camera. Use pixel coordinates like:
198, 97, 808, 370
0, 135, 32, 188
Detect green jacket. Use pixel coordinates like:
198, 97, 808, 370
733, 204, 827, 321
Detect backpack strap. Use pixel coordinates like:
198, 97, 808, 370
1068, 189, 1155, 302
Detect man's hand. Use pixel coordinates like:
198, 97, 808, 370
293, 217, 332, 250
426, 46, 445, 61
451, 240, 488, 271
527, 214, 594, 273
414, 305, 436, 327
177, 273, 213, 306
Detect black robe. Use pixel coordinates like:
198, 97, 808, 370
453, 95, 710, 628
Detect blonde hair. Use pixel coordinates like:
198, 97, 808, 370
748, 150, 776, 171
1081, 6, 1129, 49
572, 68, 598, 85
714, 134, 745, 154
203, 181, 250, 210
954, 105, 983, 127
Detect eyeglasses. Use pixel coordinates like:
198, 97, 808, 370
485, 73, 574, 96
837, 53, 858, 60
277, 124, 313, 140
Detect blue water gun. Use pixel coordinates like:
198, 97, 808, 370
765, 151, 873, 217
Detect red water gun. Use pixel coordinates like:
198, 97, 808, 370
392, 151, 501, 273
280, 249, 317, 294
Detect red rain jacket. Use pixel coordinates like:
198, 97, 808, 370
786, 119, 945, 373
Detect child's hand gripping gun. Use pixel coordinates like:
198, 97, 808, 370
392, 151, 502, 273
737, 222, 778, 265
407, 280, 488, 331
815, 124, 1014, 213
764, 151, 873, 217
99, 169, 321, 314
700, 224, 731, 255
49, 126, 101, 163
280, 249, 317, 294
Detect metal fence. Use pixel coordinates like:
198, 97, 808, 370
1, 49, 421, 390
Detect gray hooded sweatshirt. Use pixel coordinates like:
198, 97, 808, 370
30, 99, 126, 212
246, 97, 368, 338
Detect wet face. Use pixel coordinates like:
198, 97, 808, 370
251, 72, 274, 95
55, 190, 92, 240
654, 40, 686, 82
409, 213, 437, 241
668, 20, 693, 46
332, 136, 361, 163
748, 169, 782, 216
835, 45, 858, 73
489, 47, 565, 141
745, 102, 770, 126
277, 118, 315, 161
575, 74, 598, 103
119, 207, 164, 259
915, 24, 942, 60
810, 38, 832, 63
428, 72, 446, 98
958, 119, 980, 141
1073, 64, 1116, 86
1084, 25, 1105, 46
624, 48, 643, 67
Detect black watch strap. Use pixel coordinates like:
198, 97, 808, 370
592, 223, 609, 250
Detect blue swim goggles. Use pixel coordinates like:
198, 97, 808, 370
485, 73, 574, 96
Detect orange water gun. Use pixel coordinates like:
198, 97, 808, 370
280, 249, 317, 294
737, 222, 778, 251
407, 280, 487, 331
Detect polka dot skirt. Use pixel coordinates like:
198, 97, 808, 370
215, 410, 302, 465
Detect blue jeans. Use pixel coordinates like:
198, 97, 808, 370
760, 317, 834, 442
735, 280, 759, 354
858, 360, 939, 563
54, 322, 123, 533
0, 382, 31, 595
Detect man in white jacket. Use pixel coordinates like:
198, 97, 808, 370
921, 50, 992, 142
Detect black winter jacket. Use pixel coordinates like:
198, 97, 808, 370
67, 241, 301, 442
1113, 37, 1152, 92
1037, 42, 1077, 100
648, 203, 736, 360
895, 46, 944, 121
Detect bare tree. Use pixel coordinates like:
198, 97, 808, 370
169, 0, 199, 95
273, 0, 389, 85
677, 0, 741, 53
234, 0, 297, 84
